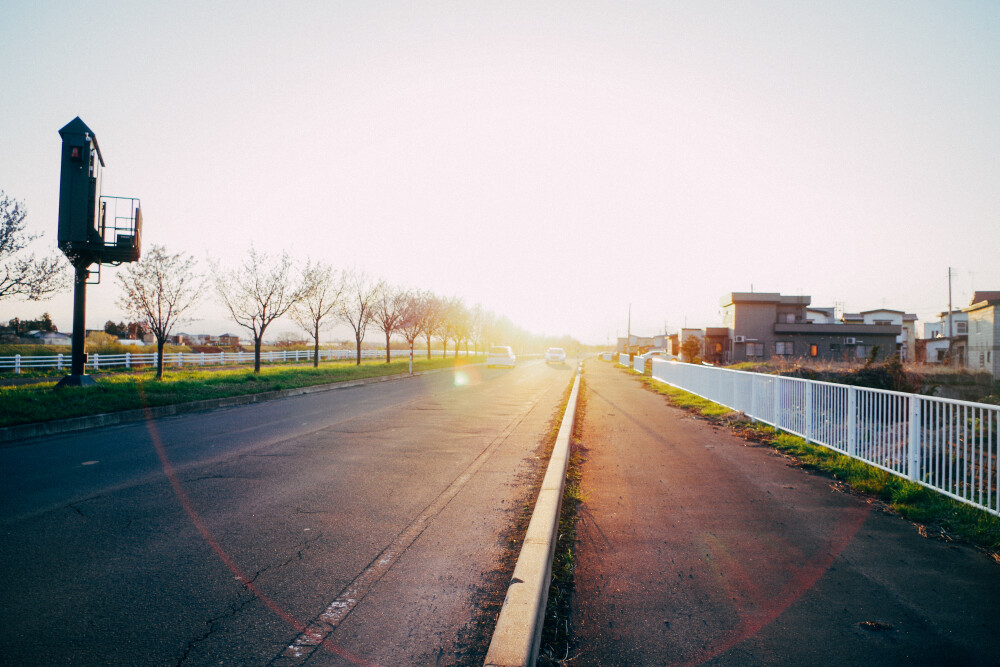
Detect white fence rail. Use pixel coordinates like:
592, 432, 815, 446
618, 355, 1000, 517
0, 348, 449, 373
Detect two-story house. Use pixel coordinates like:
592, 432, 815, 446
965, 291, 1000, 379
921, 310, 968, 365
720, 292, 901, 363
860, 309, 918, 361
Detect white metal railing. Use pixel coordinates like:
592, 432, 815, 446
0, 348, 451, 373
619, 356, 1000, 517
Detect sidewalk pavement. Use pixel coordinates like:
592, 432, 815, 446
570, 359, 1000, 666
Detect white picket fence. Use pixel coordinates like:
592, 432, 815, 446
619, 354, 1000, 516
0, 348, 449, 373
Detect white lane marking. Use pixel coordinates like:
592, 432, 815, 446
275, 388, 546, 665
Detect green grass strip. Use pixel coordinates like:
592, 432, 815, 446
0, 356, 483, 429
634, 373, 1000, 555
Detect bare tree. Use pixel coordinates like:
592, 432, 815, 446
290, 260, 343, 368
444, 297, 470, 358
0, 191, 69, 301
485, 313, 515, 349
397, 291, 427, 369
421, 293, 445, 359
372, 283, 408, 363
213, 247, 302, 373
117, 245, 201, 379
437, 296, 460, 357
338, 270, 381, 365
469, 304, 486, 355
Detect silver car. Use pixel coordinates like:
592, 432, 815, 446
544, 347, 567, 364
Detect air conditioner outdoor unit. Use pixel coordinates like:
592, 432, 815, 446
845, 337, 857, 345
734, 335, 745, 343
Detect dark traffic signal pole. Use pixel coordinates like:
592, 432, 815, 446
55, 117, 141, 389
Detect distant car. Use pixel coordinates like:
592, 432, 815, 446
487, 345, 516, 368
544, 347, 567, 364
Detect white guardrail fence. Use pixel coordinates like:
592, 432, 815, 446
0, 348, 449, 373
620, 354, 1000, 517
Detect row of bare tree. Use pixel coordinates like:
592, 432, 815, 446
116, 245, 541, 378
1, 193, 565, 380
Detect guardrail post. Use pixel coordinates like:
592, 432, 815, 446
774, 378, 782, 432
200, 352, 205, 366
177, 351, 183, 368
93, 352, 100, 371
57, 353, 64, 371
154, 351, 159, 369
749, 375, 756, 422
907, 396, 922, 481
14, 354, 20, 374
847, 386, 857, 457
804, 383, 813, 444
125, 352, 131, 369
220, 351, 226, 365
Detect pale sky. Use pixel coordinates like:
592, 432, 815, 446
2, 1, 998, 345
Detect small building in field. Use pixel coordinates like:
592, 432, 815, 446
218, 333, 241, 347
24, 330, 72, 345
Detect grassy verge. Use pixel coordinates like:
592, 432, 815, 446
0, 356, 483, 429
538, 377, 587, 665
635, 373, 1000, 557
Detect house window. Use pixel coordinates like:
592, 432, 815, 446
783, 313, 795, 323
775, 342, 794, 356
856, 345, 869, 359
746, 343, 764, 357
956, 321, 968, 334
810, 344, 818, 357
873, 319, 892, 325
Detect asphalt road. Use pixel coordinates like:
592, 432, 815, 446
570, 360, 1000, 666
0, 359, 576, 666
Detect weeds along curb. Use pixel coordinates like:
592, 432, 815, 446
484, 367, 582, 667
0, 367, 453, 447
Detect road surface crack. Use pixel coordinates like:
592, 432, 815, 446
176, 593, 256, 666
177, 532, 321, 664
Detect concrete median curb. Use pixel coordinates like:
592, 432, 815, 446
484, 367, 582, 667
0, 367, 453, 447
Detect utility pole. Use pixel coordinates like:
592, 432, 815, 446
627, 303, 632, 358
947, 267, 954, 339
